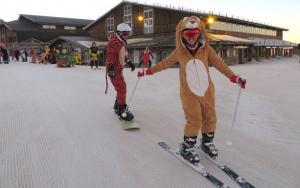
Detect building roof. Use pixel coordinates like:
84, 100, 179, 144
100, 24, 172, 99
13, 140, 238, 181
83, 1, 123, 30
5, 20, 38, 31
250, 38, 297, 47
3, 15, 94, 32
49, 34, 297, 50
84, 0, 288, 31
49, 36, 101, 48
60, 36, 155, 48
20, 14, 93, 26
208, 34, 254, 44
125, 33, 256, 49
19, 38, 47, 44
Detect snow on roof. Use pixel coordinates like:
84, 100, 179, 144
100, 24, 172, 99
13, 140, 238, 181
208, 34, 253, 43
207, 35, 297, 47
127, 38, 153, 44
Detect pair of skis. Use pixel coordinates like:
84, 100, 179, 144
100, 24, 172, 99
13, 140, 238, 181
158, 141, 255, 188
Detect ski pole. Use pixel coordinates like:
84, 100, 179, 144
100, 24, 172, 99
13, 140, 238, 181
127, 76, 141, 106
226, 84, 242, 146
122, 77, 141, 116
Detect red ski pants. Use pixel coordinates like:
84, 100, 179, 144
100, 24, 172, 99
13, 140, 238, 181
110, 73, 127, 105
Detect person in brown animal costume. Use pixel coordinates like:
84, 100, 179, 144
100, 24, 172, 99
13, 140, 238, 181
138, 16, 246, 164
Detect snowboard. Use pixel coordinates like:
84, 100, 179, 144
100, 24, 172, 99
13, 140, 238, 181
119, 118, 140, 130
114, 107, 139, 130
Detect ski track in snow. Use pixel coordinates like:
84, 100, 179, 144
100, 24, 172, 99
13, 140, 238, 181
0, 56, 299, 188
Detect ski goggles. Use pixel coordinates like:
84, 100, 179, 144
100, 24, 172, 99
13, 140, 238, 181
182, 29, 200, 40
122, 31, 130, 37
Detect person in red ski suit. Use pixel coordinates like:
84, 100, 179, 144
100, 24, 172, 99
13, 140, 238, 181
139, 47, 153, 68
105, 23, 135, 121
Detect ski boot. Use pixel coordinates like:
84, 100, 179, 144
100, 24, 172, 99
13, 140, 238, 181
118, 104, 134, 121
201, 132, 218, 158
113, 100, 119, 115
179, 136, 200, 165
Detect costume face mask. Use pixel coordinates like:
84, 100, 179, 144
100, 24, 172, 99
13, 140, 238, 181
182, 29, 200, 45
182, 29, 200, 40
182, 28, 201, 50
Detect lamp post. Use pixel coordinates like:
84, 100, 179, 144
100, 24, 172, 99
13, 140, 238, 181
207, 17, 215, 24
204, 15, 216, 29
138, 15, 143, 22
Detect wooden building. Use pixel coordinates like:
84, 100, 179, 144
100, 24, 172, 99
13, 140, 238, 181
84, 0, 296, 65
0, 14, 93, 52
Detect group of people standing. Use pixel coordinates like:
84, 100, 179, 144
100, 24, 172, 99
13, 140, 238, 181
1, 47, 54, 64
30, 47, 55, 64
11, 49, 28, 62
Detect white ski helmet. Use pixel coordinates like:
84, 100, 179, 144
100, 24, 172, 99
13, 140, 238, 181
117, 23, 132, 32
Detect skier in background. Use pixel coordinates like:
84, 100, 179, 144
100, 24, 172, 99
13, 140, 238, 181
139, 46, 153, 68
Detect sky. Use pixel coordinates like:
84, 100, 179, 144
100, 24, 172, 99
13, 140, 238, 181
1, 0, 299, 43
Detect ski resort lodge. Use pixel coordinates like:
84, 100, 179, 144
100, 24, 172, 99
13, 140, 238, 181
84, 0, 296, 65
0, 0, 297, 65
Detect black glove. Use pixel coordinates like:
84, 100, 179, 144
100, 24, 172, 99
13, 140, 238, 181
126, 60, 135, 71
107, 64, 115, 78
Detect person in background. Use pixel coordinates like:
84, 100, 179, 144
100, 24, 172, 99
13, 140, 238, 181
31, 48, 37, 63
24, 49, 28, 62
139, 46, 153, 68
20, 49, 26, 62
14, 49, 20, 61
0, 50, 2, 63
0, 46, 10, 64
89, 42, 100, 70
39, 47, 47, 64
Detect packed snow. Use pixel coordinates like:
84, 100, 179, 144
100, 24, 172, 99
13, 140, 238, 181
0, 56, 300, 188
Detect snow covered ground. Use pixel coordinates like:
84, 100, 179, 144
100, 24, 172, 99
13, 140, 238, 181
0, 56, 300, 188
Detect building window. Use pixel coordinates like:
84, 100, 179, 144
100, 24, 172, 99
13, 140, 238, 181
144, 7, 153, 34
106, 14, 114, 39
64, 26, 76, 30
124, 5, 132, 35
42, 25, 56, 29
8, 37, 16, 42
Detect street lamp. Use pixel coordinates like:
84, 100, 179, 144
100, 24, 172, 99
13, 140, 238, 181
138, 15, 144, 22
207, 16, 215, 25
204, 15, 216, 29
